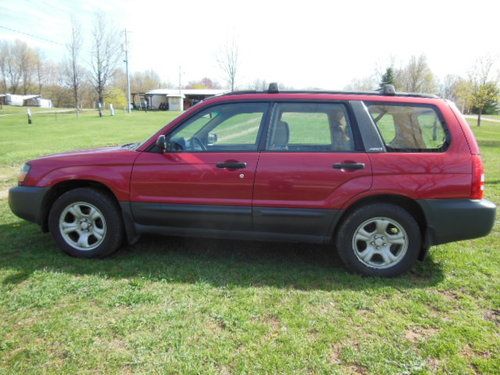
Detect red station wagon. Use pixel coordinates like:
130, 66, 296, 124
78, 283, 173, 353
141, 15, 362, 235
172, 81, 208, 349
8, 84, 496, 276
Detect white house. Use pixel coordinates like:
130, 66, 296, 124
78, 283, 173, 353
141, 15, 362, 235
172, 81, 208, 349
24, 96, 53, 108
3, 94, 53, 108
138, 89, 227, 111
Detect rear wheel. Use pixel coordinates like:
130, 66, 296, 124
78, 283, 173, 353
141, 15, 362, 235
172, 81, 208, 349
335, 203, 421, 277
48, 188, 124, 258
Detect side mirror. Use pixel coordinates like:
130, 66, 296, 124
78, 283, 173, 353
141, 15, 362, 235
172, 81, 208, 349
207, 133, 218, 146
156, 135, 168, 151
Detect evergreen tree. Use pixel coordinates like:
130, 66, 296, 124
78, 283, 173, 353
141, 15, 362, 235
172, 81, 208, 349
379, 67, 395, 89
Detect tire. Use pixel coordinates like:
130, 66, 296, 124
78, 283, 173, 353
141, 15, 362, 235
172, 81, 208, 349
335, 203, 421, 277
48, 188, 124, 258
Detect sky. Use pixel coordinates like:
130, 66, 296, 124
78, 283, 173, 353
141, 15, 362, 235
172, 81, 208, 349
0, 0, 499, 90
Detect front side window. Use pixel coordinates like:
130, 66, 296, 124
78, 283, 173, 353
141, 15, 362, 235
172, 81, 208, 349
168, 103, 267, 152
366, 103, 448, 152
266, 102, 355, 152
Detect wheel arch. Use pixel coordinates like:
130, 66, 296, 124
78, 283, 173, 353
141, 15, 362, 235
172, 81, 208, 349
40, 180, 120, 232
332, 194, 430, 260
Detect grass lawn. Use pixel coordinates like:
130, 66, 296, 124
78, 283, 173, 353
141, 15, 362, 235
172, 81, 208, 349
0, 107, 498, 374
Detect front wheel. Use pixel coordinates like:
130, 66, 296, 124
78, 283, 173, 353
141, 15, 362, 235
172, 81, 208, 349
335, 203, 421, 277
48, 188, 124, 258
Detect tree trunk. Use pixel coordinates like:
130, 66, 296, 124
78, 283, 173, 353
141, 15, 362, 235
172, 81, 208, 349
477, 108, 482, 127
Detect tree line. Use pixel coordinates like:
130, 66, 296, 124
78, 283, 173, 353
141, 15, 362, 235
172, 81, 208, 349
1, 17, 498, 125
346, 55, 499, 126
0, 13, 171, 110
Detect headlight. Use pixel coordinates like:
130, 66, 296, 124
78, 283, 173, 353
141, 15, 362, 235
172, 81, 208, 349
18, 163, 31, 185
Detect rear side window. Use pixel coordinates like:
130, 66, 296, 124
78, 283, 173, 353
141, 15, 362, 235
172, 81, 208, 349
366, 103, 448, 152
266, 102, 355, 152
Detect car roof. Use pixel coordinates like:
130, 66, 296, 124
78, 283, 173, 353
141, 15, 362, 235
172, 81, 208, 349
204, 92, 444, 106
203, 84, 443, 105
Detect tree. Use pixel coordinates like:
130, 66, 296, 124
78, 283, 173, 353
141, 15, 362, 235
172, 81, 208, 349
65, 18, 84, 113
185, 77, 221, 89
471, 83, 498, 126
344, 76, 376, 91
35, 51, 44, 95
469, 56, 499, 126
395, 55, 437, 93
217, 38, 239, 91
453, 79, 474, 113
20, 47, 39, 94
90, 12, 121, 108
250, 79, 267, 91
105, 87, 127, 108
0, 40, 41, 95
379, 67, 395, 89
0, 41, 8, 93
5, 41, 24, 93
113, 68, 167, 94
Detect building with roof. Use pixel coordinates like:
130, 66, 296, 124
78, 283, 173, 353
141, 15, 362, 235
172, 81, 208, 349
2, 94, 52, 108
132, 89, 227, 111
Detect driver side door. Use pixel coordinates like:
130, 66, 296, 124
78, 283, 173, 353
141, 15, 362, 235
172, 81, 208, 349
130, 102, 269, 231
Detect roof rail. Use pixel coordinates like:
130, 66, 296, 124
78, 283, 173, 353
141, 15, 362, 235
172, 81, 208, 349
268, 82, 279, 93
222, 83, 439, 99
380, 84, 396, 95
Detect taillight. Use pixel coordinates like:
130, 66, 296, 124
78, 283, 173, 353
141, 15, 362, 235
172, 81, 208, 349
471, 155, 485, 199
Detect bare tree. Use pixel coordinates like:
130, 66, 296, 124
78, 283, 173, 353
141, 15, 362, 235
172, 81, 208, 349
5, 41, 24, 93
470, 56, 494, 86
35, 51, 44, 95
65, 18, 84, 113
90, 12, 120, 109
19, 45, 38, 94
344, 76, 377, 91
250, 78, 267, 91
395, 55, 437, 93
0, 41, 40, 94
217, 38, 239, 91
0, 41, 8, 92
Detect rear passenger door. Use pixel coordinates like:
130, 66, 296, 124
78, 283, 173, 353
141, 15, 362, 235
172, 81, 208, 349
253, 102, 372, 239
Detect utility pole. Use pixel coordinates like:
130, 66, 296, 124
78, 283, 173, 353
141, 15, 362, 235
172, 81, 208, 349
178, 66, 182, 94
124, 29, 131, 113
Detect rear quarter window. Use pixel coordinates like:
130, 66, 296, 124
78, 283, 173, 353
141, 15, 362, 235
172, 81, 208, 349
366, 103, 449, 152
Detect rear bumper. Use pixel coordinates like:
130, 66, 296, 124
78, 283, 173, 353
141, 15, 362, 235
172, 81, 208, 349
8, 186, 49, 225
418, 199, 496, 245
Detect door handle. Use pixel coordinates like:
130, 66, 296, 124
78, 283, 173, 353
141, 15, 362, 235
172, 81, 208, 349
333, 162, 365, 170
216, 161, 247, 169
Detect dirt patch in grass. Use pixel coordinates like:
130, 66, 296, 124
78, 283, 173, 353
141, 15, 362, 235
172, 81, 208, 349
346, 364, 368, 374
217, 364, 232, 375
263, 314, 281, 329
427, 358, 441, 372
484, 309, 500, 325
404, 327, 438, 343
329, 343, 342, 364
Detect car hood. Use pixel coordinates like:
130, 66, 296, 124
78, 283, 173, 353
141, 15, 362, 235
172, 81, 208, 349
29, 145, 140, 167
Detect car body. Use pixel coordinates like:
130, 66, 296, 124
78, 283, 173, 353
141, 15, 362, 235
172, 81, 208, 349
9, 85, 496, 276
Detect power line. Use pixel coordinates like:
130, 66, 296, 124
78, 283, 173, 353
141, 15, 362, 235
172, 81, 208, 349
0, 25, 64, 46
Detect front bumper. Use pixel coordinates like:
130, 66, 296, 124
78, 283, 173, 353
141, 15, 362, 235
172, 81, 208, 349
418, 199, 496, 245
8, 186, 49, 225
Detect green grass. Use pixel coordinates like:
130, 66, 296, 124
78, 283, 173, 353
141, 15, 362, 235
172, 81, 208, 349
0, 107, 499, 374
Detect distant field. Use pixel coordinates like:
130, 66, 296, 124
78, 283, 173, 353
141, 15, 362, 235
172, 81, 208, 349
0, 107, 179, 191
0, 106, 498, 374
